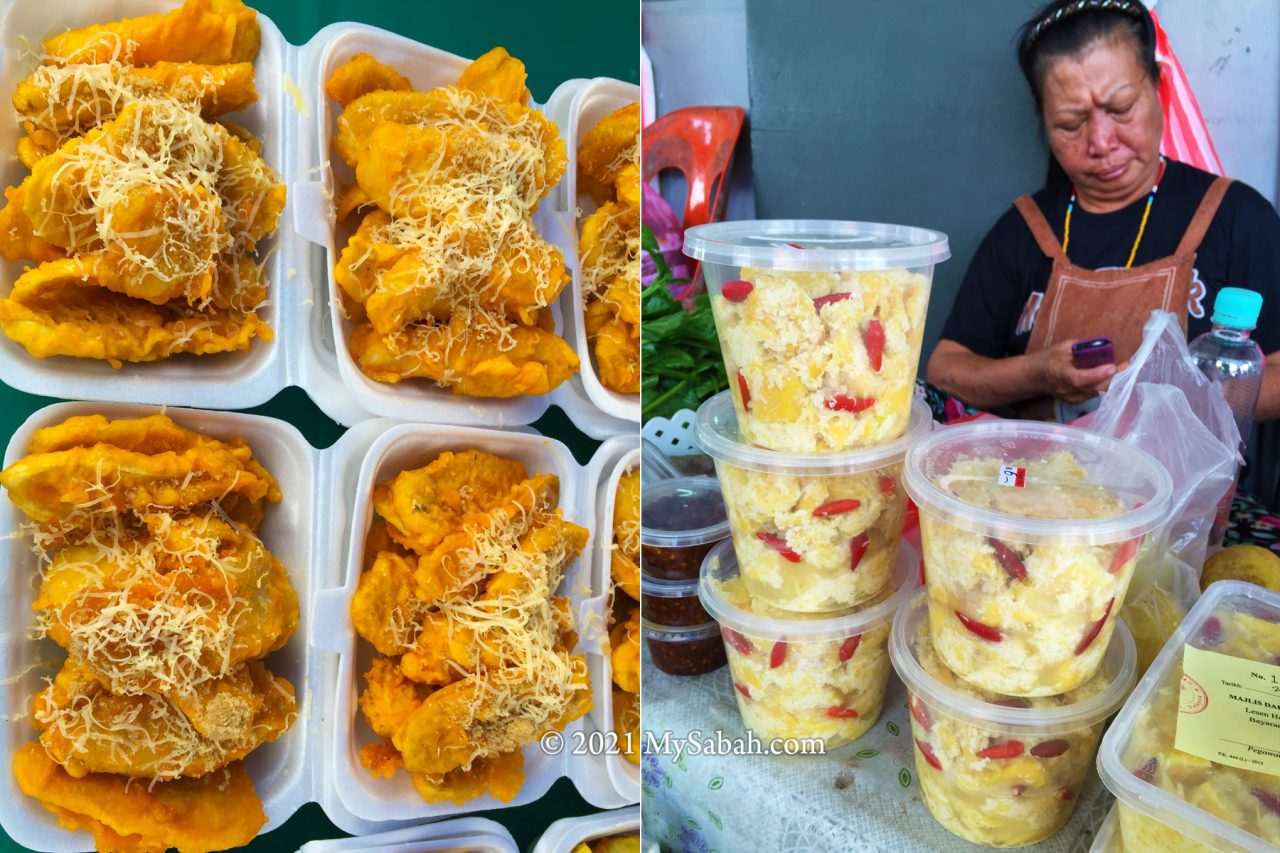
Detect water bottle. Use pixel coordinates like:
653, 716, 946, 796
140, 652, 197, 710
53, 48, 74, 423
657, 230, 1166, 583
1188, 287, 1266, 545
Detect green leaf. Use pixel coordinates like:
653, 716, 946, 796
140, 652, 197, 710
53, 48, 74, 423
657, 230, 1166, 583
675, 753, 688, 772
687, 819, 702, 830
856, 749, 880, 759
887, 721, 900, 737
899, 768, 912, 788
709, 811, 723, 830
664, 772, 673, 788
708, 776, 724, 790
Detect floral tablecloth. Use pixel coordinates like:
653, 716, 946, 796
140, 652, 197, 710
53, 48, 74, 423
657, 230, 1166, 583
641, 648, 1113, 853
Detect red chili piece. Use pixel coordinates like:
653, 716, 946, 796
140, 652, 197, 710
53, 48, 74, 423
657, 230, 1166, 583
737, 369, 751, 411
1108, 536, 1142, 574
838, 635, 862, 663
849, 532, 870, 572
1252, 788, 1280, 817
1133, 757, 1158, 783
770, 641, 787, 669
826, 706, 859, 719
865, 319, 885, 372
988, 537, 1028, 582
721, 279, 754, 302
909, 695, 933, 732
812, 499, 861, 517
955, 610, 1003, 642
915, 738, 943, 771
977, 741, 1025, 760
785, 242, 805, 249
722, 628, 752, 656
823, 394, 876, 414
756, 531, 803, 563
813, 291, 852, 311
734, 682, 752, 700
1030, 739, 1070, 758
1059, 787, 1074, 802
1199, 615, 1223, 646
879, 476, 896, 497
1073, 597, 1116, 656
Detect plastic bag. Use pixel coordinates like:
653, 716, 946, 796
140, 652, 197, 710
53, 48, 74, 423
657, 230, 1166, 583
1086, 311, 1238, 574
1119, 552, 1199, 677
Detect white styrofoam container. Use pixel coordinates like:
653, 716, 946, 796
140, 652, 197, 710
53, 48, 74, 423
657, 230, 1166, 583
583, 441, 641, 803
291, 23, 633, 437
532, 805, 640, 853
299, 817, 517, 853
312, 423, 634, 824
0, 403, 629, 850
543, 77, 642, 426
0, 1, 632, 436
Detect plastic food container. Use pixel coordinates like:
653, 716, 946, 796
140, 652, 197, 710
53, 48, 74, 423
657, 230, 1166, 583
299, 817, 517, 853
641, 573, 710, 627
682, 219, 949, 453
532, 804, 640, 853
892, 591, 1136, 848
0, 0, 632, 436
903, 420, 1171, 696
642, 619, 727, 676
639, 476, 730, 581
702, 538, 921, 748
1090, 805, 1122, 852
292, 24, 630, 436
544, 78, 641, 425
1098, 580, 1280, 853
697, 391, 930, 612
0, 402, 633, 852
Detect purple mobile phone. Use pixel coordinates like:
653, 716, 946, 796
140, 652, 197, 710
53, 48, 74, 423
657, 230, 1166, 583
1071, 337, 1115, 369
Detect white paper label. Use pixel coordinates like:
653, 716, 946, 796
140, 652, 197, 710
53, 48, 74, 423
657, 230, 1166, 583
997, 465, 1027, 488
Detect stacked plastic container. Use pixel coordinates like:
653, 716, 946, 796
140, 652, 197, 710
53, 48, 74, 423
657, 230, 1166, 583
893, 420, 1173, 846
675, 220, 949, 745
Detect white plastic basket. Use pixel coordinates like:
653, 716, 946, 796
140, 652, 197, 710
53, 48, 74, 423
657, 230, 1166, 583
0, 403, 631, 850
0, 1, 632, 436
532, 805, 640, 853
299, 817, 517, 853
641, 408, 700, 456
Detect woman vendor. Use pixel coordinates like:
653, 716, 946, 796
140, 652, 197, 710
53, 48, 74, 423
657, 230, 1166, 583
927, 0, 1280, 424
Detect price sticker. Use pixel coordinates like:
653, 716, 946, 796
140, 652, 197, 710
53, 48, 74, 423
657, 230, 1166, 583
997, 465, 1027, 488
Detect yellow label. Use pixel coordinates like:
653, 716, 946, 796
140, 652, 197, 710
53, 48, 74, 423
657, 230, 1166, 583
1174, 644, 1280, 776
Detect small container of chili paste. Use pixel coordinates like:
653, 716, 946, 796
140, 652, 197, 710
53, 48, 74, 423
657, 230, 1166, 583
641, 573, 708, 627
642, 619, 727, 676
640, 477, 730, 582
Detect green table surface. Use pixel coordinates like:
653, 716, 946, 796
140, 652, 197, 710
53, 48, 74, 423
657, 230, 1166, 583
0, 1, 638, 850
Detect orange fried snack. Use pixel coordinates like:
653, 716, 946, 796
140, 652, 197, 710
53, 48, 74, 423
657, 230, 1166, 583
325, 52, 411, 108
43, 0, 260, 66
13, 743, 266, 853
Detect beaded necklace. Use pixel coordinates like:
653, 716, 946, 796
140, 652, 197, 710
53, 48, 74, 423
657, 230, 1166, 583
1062, 156, 1166, 268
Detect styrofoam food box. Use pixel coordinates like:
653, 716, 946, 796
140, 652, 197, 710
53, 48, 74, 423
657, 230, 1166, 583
0, 1, 631, 437
542, 77, 642, 426
299, 817, 517, 853
291, 23, 633, 437
532, 805, 640, 853
584, 441, 641, 803
0, 403, 629, 850
312, 424, 635, 824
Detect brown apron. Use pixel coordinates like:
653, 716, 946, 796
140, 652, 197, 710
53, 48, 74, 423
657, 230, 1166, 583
1012, 176, 1233, 418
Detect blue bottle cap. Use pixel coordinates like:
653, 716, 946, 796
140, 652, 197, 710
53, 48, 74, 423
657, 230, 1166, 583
1212, 287, 1263, 329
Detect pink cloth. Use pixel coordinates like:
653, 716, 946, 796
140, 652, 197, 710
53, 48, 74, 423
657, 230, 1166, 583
1152, 9, 1225, 175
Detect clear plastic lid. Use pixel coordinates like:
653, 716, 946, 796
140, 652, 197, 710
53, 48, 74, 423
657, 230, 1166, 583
903, 420, 1172, 545
682, 220, 951, 272
640, 573, 699, 599
640, 618, 721, 642
696, 392, 932, 475
1097, 580, 1280, 853
891, 591, 1136, 734
639, 476, 730, 548
698, 538, 921, 642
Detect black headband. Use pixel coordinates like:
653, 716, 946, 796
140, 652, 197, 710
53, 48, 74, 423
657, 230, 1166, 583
1025, 0, 1148, 49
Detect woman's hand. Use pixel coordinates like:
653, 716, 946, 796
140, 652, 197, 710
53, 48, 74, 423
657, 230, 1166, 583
1035, 339, 1124, 403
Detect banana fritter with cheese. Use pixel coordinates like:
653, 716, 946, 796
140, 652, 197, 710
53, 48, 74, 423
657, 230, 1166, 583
327, 49, 578, 397
0, 0, 283, 368
351, 448, 592, 804
2, 411, 298, 852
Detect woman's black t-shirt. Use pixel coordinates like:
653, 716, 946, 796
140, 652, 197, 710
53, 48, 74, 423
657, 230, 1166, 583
941, 159, 1280, 357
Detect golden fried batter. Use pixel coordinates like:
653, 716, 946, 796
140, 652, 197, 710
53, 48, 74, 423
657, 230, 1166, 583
613, 689, 640, 766
351, 550, 421, 657
34, 656, 295, 780
410, 749, 524, 805
578, 103, 640, 199
14, 743, 266, 853
0, 184, 65, 263
44, 0, 260, 66
325, 53, 412, 108
358, 657, 432, 739
610, 607, 640, 694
